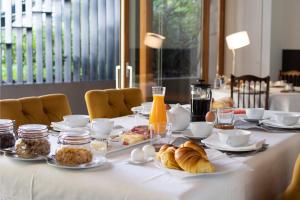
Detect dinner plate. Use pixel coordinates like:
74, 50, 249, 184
4, 151, 47, 161
260, 119, 300, 129
46, 155, 107, 169
202, 134, 265, 152
127, 157, 154, 165
154, 149, 247, 178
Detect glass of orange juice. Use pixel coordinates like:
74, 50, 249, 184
149, 86, 167, 134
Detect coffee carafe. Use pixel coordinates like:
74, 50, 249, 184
190, 80, 212, 121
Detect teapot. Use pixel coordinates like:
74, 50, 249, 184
166, 104, 190, 131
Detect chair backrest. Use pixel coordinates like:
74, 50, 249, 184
282, 154, 300, 200
230, 74, 270, 109
0, 94, 72, 127
279, 70, 300, 86
85, 88, 142, 119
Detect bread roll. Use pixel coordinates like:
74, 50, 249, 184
175, 147, 215, 174
160, 147, 182, 170
156, 144, 174, 161
181, 141, 208, 160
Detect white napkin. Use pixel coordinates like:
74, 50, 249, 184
202, 134, 265, 151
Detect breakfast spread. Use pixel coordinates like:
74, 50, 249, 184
56, 147, 93, 165
157, 141, 215, 174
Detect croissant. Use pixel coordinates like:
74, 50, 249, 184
175, 147, 215, 174
156, 144, 174, 161
160, 147, 182, 170
181, 141, 208, 160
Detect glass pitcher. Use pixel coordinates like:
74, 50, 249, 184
190, 80, 212, 121
149, 86, 167, 134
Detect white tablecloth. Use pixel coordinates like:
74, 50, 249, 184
1, 113, 300, 200
212, 87, 300, 112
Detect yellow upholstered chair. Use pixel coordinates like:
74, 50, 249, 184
0, 94, 72, 127
85, 88, 142, 119
282, 154, 300, 200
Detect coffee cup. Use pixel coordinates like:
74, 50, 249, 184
91, 118, 114, 138
190, 122, 213, 138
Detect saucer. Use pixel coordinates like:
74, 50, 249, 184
128, 157, 154, 165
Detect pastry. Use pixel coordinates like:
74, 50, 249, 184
160, 147, 182, 170
175, 147, 215, 174
180, 141, 208, 160
156, 144, 174, 160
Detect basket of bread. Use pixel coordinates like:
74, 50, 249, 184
156, 140, 215, 174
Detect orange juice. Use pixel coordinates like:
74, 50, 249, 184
149, 95, 167, 134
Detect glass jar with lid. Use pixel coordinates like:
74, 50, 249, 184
16, 124, 50, 158
56, 131, 93, 165
0, 119, 16, 149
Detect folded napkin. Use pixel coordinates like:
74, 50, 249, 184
202, 134, 265, 151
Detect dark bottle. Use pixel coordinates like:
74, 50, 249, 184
190, 80, 212, 121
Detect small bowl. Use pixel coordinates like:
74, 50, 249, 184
246, 108, 265, 120
274, 113, 300, 126
91, 118, 114, 138
63, 115, 90, 127
217, 129, 251, 147
190, 122, 213, 138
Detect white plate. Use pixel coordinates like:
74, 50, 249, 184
202, 134, 264, 152
182, 130, 208, 139
47, 156, 107, 169
107, 138, 152, 155
243, 117, 261, 123
4, 151, 47, 161
154, 149, 247, 178
260, 119, 300, 129
128, 157, 154, 165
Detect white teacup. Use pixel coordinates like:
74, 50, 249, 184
190, 122, 213, 138
274, 113, 300, 126
63, 115, 90, 127
246, 108, 265, 120
217, 129, 251, 147
91, 118, 114, 138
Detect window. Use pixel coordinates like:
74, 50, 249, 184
0, 0, 120, 84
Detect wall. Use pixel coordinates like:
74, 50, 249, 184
224, 0, 263, 78
224, 0, 300, 80
270, 0, 300, 80
0, 81, 115, 114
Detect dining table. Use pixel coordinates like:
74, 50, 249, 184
212, 87, 300, 112
0, 111, 300, 200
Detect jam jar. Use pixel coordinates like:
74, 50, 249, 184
56, 131, 93, 165
16, 124, 50, 158
0, 119, 16, 149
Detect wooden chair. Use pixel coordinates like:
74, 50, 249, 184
281, 154, 300, 200
85, 88, 142, 120
0, 94, 72, 127
231, 75, 270, 109
279, 70, 300, 86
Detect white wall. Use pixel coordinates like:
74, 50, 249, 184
224, 0, 300, 80
270, 0, 300, 80
224, 0, 263, 77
